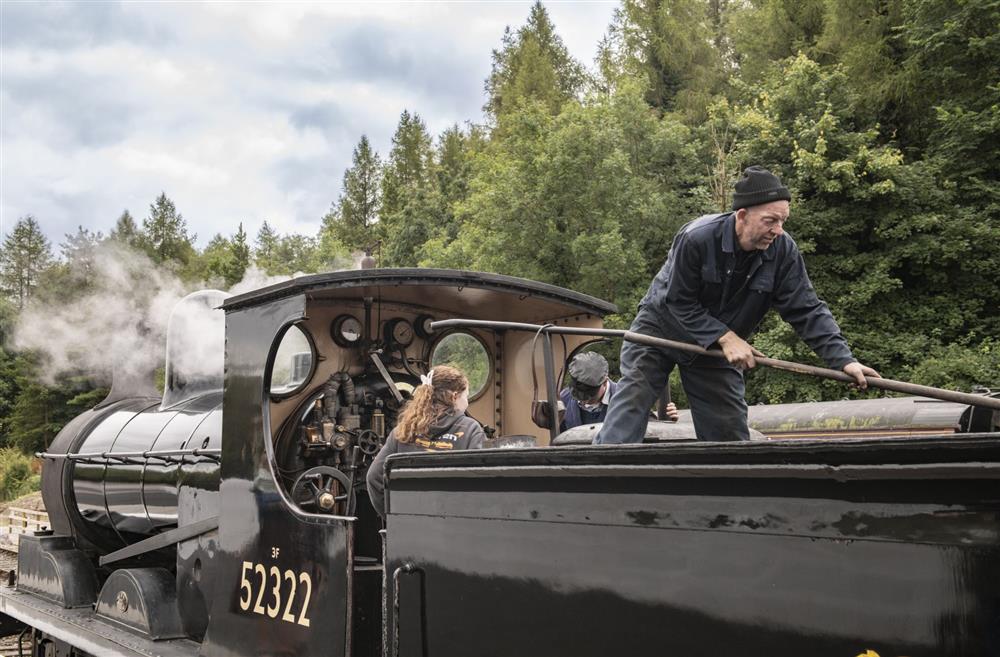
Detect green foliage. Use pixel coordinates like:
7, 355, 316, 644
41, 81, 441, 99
139, 193, 196, 266
1, 216, 53, 310
322, 136, 382, 253
195, 224, 252, 286
0, 448, 39, 501
607, 0, 729, 119
430, 333, 491, 397
485, 1, 586, 122
108, 209, 141, 248
379, 111, 442, 267
424, 77, 706, 311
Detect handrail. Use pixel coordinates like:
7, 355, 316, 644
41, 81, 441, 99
430, 319, 1000, 411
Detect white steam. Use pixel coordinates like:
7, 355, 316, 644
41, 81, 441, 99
11, 242, 299, 388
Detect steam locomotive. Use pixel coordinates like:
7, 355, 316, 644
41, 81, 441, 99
0, 268, 997, 657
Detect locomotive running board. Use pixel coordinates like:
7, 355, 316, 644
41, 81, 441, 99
0, 586, 200, 657
99, 517, 219, 567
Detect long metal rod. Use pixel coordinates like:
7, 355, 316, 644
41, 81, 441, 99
35, 448, 222, 460
431, 319, 1000, 411
541, 332, 561, 441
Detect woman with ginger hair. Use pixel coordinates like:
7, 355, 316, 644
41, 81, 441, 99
366, 364, 485, 517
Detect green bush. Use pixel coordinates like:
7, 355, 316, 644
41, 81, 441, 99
0, 448, 39, 501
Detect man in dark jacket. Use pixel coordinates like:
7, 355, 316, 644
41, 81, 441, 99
595, 165, 879, 443
560, 352, 677, 431
560, 352, 620, 431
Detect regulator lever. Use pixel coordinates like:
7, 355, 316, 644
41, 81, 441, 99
369, 353, 404, 404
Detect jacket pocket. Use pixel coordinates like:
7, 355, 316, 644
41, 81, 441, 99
749, 274, 775, 293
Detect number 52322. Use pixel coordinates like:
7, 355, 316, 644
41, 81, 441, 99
238, 561, 313, 627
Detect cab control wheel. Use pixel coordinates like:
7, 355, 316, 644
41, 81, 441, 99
291, 466, 355, 515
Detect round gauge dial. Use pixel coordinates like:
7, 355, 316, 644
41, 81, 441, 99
385, 318, 415, 348
331, 315, 363, 348
415, 314, 436, 339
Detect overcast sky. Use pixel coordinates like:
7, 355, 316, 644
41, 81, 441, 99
1, 1, 618, 251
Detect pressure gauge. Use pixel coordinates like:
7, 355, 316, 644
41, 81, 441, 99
414, 314, 436, 339
331, 315, 363, 348
385, 318, 415, 348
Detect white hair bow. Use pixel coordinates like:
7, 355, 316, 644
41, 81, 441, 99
420, 369, 434, 387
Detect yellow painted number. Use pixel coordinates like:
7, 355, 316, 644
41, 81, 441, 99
238, 561, 252, 611
298, 572, 312, 627
266, 566, 282, 618
237, 561, 313, 627
252, 564, 267, 614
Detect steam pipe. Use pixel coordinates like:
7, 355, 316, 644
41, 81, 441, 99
430, 319, 1000, 411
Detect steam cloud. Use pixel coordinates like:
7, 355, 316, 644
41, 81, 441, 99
10, 241, 303, 389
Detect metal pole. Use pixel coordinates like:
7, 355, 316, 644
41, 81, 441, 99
623, 330, 1000, 410
429, 319, 1000, 411
541, 332, 561, 442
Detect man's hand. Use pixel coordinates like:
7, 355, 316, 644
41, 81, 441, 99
717, 331, 756, 369
843, 361, 880, 389
665, 402, 679, 422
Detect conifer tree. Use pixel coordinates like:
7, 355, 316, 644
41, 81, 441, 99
254, 221, 279, 271
139, 193, 195, 266
0, 216, 53, 310
321, 136, 382, 252
108, 210, 140, 248
485, 2, 585, 121
607, 0, 728, 118
379, 111, 439, 266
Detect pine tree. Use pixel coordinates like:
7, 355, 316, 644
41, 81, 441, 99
139, 193, 195, 265
607, 0, 728, 119
379, 111, 440, 266
0, 216, 53, 310
108, 210, 140, 248
254, 221, 279, 271
321, 136, 382, 252
484, 2, 586, 121
227, 223, 251, 285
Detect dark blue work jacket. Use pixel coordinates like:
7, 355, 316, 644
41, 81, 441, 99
640, 212, 855, 369
559, 380, 621, 431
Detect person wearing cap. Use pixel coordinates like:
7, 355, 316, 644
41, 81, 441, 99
594, 165, 880, 444
559, 352, 678, 431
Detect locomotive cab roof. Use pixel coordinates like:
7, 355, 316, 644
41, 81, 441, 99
222, 267, 617, 319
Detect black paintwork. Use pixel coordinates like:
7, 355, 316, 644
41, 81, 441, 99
200, 294, 355, 657
385, 437, 1000, 657
94, 568, 185, 639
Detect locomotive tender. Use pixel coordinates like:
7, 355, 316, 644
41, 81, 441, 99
0, 268, 998, 657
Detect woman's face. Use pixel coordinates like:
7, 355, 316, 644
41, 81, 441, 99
453, 386, 470, 414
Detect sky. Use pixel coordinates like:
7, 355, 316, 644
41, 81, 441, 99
0, 1, 618, 252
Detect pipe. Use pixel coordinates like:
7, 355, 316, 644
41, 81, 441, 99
430, 319, 1000, 411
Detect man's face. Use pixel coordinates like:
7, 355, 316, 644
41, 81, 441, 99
735, 200, 789, 251
577, 380, 608, 410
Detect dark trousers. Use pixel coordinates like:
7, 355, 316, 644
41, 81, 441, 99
594, 306, 749, 443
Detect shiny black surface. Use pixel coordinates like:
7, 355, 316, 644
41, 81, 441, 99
201, 294, 353, 657
385, 437, 1000, 656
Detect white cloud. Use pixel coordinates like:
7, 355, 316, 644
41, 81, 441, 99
0, 1, 617, 248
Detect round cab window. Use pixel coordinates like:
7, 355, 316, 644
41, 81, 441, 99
270, 325, 315, 396
430, 332, 490, 399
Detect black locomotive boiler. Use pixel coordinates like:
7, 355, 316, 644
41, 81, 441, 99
1, 268, 998, 657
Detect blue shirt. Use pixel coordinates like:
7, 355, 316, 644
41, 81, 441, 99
640, 212, 855, 369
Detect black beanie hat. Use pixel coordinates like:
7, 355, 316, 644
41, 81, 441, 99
732, 165, 791, 210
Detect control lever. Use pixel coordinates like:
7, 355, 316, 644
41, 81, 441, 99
369, 353, 404, 404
